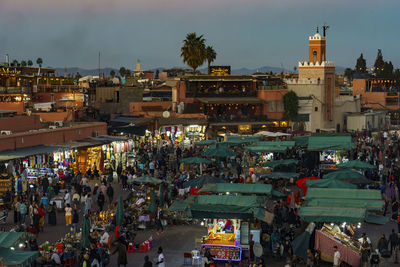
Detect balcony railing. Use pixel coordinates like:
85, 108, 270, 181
37, 84, 82, 93
257, 85, 287, 90
0, 86, 31, 94
187, 91, 257, 98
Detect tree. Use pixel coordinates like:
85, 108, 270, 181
155, 69, 159, 79
36, 58, 43, 67
394, 69, 400, 82
21, 60, 27, 67
355, 53, 367, 73
27, 60, 33, 67
110, 70, 115, 77
344, 68, 354, 81
383, 61, 394, 78
119, 67, 126, 77
11, 60, 18, 67
293, 66, 297, 73
205, 46, 217, 74
75, 72, 82, 80
374, 49, 385, 77
282, 90, 299, 122
125, 69, 131, 77
181, 32, 207, 74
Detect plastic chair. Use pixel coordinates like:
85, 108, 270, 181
127, 243, 135, 253
64, 258, 73, 267
191, 250, 201, 266
183, 252, 192, 265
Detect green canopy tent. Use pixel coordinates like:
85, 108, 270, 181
195, 195, 268, 207
323, 170, 371, 184
365, 212, 389, 225
186, 203, 254, 219
195, 140, 217, 146
305, 188, 381, 200
245, 145, 288, 153
304, 198, 384, 211
168, 200, 190, 212
263, 159, 299, 168
305, 179, 357, 189
307, 136, 354, 151
133, 175, 163, 185
271, 190, 288, 198
183, 175, 225, 188
0, 232, 36, 249
180, 157, 212, 174
294, 136, 310, 147
201, 143, 236, 158
227, 135, 261, 143
257, 172, 299, 180
0, 247, 39, 267
199, 183, 272, 195
298, 206, 366, 223
116, 196, 123, 227
148, 189, 157, 213
81, 216, 91, 249
255, 141, 295, 147
337, 160, 376, 170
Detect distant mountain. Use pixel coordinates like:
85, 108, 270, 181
54, 65, 346, 76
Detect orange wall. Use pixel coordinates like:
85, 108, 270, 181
0, 122, 107, 152
33, 111, 73, 122
129, 102, 171, 113
353, 79, 367, 96
0, 102, 25, 114
0, 115, 42, 132
257, 89, 287, 120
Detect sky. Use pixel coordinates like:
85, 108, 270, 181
0, 0, 399, 70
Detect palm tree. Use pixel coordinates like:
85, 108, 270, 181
206, 46, 217, 74
181, 32, 206, 74
21, 60, 27, 67
27, 60, 33, 67
110, 70, 116, 77
36, 58, 43, 67
11, 60, 18, 67
119, 67, 126, 77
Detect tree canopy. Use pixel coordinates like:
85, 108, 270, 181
355, 53, 367, 73
181, 32, 207, 74
206, 46, 217, 74
283, 91, 299, 121
374, 49, 385, 77
36, 58, 43, 67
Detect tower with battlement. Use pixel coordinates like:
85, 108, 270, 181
286, 31, 336, 132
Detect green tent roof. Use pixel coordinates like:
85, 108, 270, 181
307, 136, 354, 151
337, 160, 376, 170
299, 206, 366, 223
305, 179, 357, 189
255, 141, 295, 147
305, 198, 384, 211
195, 140, 217, 146
183, 175, 225, 188
187, 203, 254, 219
168, 201, 189, 212
263, 159, 299, 168
245, 145, 288, 153
180, 157, 212, 165
272, 190, 287, 198
227, 135, 261, 143
365, 212, 389, 225
199, 183, 272, 195
195, 195, 267, 207
0, 232, 35, 249
257, 172, 299, 179
323, 170, 371, 184
294, 136, 310, 147
0, 247, 39, 266
133, 175, 163, 185
306, 188, 381, 200
201, 144, 236, 158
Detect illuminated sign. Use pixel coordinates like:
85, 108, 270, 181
0, 68, 21, 75
202, 244, 242, 261
0, 94, 30, 102
210, 66, 231, 76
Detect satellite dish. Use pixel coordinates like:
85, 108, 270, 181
162, 111, 170, 118
253, 242, 263, 257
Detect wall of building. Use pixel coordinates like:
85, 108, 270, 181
347, 112, 386, 132
257, 89, 287, 120
333, 96, 361, 132
33, 111, 73, 122
96, 87, 118, 103
0, 122, 107, 151
0, 102, 25, 114
0, 115, 42, 132
353, 79, 367, 96
129, 101, 171, 113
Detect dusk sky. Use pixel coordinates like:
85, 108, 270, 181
0, 0, 399, 70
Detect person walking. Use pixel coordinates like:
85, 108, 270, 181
143, 255, 153, 267
97, 191, 105, 212
112, 240, 128, 267
64, 204, 72, 226
155, 246, 165, 267
106, 184, 114, 205
360, 237, 370, 267
71, 208, 79, 233
389, 228, 398, 259
48, 202, 57, 226
19, 201, 27, 225
84, 193, 92, 215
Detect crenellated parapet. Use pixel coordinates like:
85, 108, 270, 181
298, 61, 335, 67
285, 78, 325, 85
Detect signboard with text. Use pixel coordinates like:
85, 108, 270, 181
209, 66, 231, 76
202, 244, 242, 261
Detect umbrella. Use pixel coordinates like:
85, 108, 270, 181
201, 143, 236, 158
116, 196, 123, 227
337, 160, 376, 170
183, 175, 226, 188
81, 216, 91, 249
159, 184, 165, 207
133, 175, 163, 185
254, 131, 275, 136
148, 189, 157, 213
324, 170, 371, 185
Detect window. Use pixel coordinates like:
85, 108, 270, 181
313, 51, 317, 63
298, 114, 310, 122
276, 101, 284, 112
267, 101, 275, 112
314, 106, 318, 111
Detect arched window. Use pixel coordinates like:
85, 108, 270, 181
313, 51, 317, 63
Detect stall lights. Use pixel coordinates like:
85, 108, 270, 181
10, 247, 15, 250
226, 192, 230, 195
19, 243, 24, 248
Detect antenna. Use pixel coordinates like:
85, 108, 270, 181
322, 23, 329, 37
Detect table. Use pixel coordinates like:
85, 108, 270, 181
315, 230, 361, 267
